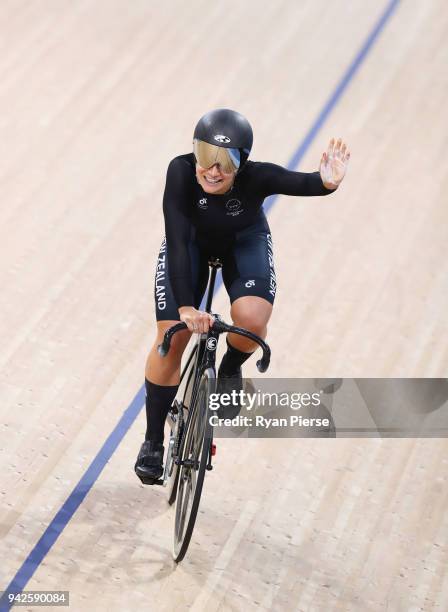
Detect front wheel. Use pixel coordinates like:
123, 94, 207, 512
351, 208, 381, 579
166, 349, 198, 506
173, 368, 215, 562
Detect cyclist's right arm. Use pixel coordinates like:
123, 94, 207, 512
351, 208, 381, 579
162, 157, 213, 333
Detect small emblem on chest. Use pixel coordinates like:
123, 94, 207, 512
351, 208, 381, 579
197, 197, 208, 210
226, 199, 244, 216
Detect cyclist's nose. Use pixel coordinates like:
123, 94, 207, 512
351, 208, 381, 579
208, 164, 221, 176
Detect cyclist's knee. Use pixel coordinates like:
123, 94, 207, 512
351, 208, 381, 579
231, 298, 271, 337
147, 326, 190, 383
232, 314, 267, 339
153, 323, 191, 361
168, 329, 191, 357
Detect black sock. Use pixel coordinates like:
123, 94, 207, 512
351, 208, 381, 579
145, 379, 179, 443
218, 338, 253, 376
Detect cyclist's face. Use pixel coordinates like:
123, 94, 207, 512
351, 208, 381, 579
195, 163, 236, 195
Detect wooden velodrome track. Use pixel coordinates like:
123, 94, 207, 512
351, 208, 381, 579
1, 1, 447, 610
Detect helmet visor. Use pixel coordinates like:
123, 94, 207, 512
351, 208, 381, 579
193, 139, 241, 174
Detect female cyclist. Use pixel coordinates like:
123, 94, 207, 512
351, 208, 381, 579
135, 108, 350, 484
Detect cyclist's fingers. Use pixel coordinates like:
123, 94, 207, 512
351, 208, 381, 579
180, 314, 193, 333
187, 316, 200, 333
189, 313, 212, 334
193, 319, 201, 334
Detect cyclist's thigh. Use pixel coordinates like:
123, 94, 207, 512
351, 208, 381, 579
153, 237, 209, 321
222, 223, 277, 305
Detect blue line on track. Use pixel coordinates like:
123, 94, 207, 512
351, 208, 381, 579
0, 387, 144, 611
0, 1, 400, 608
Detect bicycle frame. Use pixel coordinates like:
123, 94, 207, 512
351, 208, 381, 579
162, 258, 222, 486
159, 256, 271, 561
174, 258, 222, 464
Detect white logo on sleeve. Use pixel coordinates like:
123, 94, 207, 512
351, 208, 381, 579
245, 280, 255, 288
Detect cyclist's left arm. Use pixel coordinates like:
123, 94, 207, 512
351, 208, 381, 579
257, 138, 350, 196
257, 162, 335, 197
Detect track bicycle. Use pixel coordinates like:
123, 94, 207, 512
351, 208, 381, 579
154, 256, 271, 563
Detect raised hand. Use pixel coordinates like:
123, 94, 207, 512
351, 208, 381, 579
319, 138, 350, 189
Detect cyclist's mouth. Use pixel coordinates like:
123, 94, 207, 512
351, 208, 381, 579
204, 176, 222, 184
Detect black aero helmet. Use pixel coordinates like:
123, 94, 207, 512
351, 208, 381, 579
193, 108, 253, 173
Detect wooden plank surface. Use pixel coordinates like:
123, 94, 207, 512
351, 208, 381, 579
1, 1, 447, 610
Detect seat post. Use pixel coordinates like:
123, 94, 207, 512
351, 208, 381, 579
204, 257, 222, 313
